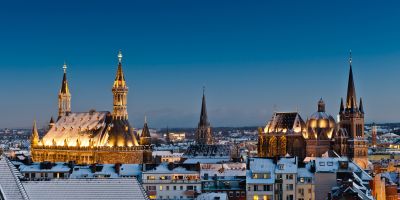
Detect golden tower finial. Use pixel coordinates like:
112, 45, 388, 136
63, 61, 67, 73
118, 50, 123, 63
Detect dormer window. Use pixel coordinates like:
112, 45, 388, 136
278, 164, 284, 170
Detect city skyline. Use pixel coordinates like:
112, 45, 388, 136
2, 1, 400, 128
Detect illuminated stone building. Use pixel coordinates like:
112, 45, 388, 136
258, 53, 368, 168
257, 112, 307, 160
31, 51, 153, 164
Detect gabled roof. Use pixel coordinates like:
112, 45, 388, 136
0, 155, 29, 200
265, 112, 305, 133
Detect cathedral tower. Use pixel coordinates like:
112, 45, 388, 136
339, 52, 368, 168
112, 50, 129, 120
58, 62, 71, 119
195, 88, 213, 145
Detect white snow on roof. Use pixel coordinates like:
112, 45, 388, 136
22, 178, 148, 200
19, 162, 71, 173
0, 156, 28, 200
200, 163, 246, 177
183, 157, 230, 164
144, 163, 198, 174
69, 164, 141, 178
196, 192, 228, 200
247, 158, 276, 184
275, 157, 297, 174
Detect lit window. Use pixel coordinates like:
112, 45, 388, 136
253, 195, 259, 200
159, 186, 163, 191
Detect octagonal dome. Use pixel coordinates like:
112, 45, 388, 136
305, 98, 336, 140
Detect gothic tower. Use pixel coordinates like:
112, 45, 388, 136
195, 88, 213, 145
58, 62, 71, 119
112, 50, 129, 120
339, 52, 368, 169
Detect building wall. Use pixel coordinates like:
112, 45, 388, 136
314, 173, 336, 200
296, 183, 314, 200
31, 147, 149, 164
142, 172, 201, 200
246, 183, 274, 200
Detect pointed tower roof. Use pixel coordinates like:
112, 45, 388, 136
49, 116, 54, 124
32, 120, 39, 138
318, 98, 325, 112
359, 98, 364, 113
113, 50, 126, 88
141, 116, 151, 137
346, 51, 357, 109
60, 62, 70, 94
199, 87, 209, 127
340, 98, 344, 113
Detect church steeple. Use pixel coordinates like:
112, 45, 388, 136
346, 51, 357, 110
195, 88, 213, 145
58, 62, 71, 119
31, 120, 39, 147
199, 87, 209, 127
112, 50, 129, 120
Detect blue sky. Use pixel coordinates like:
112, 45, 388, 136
1, 0, 400, 128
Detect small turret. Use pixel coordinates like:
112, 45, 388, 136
49, 116, 55, 130
140, 116, 152, 146
31, 120, 40, 147
339, 98, 344, 113
359, 98, 364, 114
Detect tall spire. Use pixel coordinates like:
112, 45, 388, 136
346, 50, 357, 109
112, 50, 129, 120
60, 62, 70, 94
58, 62, 71, 119
199, 87, 209, 127
114, 50, 126, 88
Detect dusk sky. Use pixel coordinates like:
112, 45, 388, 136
1, 0, 400, 128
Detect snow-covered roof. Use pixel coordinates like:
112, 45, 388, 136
19, 162, 71, 173
247, 158, 276, 184
200, 163, 246, 177
0, 155, 29, 200
196, 192, 228, 200
152, 151, 184, 157
22, 178, 148, 200
275, 157, 298, 174
42, 111, 109, 146
69, 164, 142, 178
143, 163, 198, 174
183, 157, 230, 164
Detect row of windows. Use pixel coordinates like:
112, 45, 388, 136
146, 185, 197, 191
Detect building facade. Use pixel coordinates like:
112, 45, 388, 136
31, 51, 152, 164
258, 54, 368, 168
